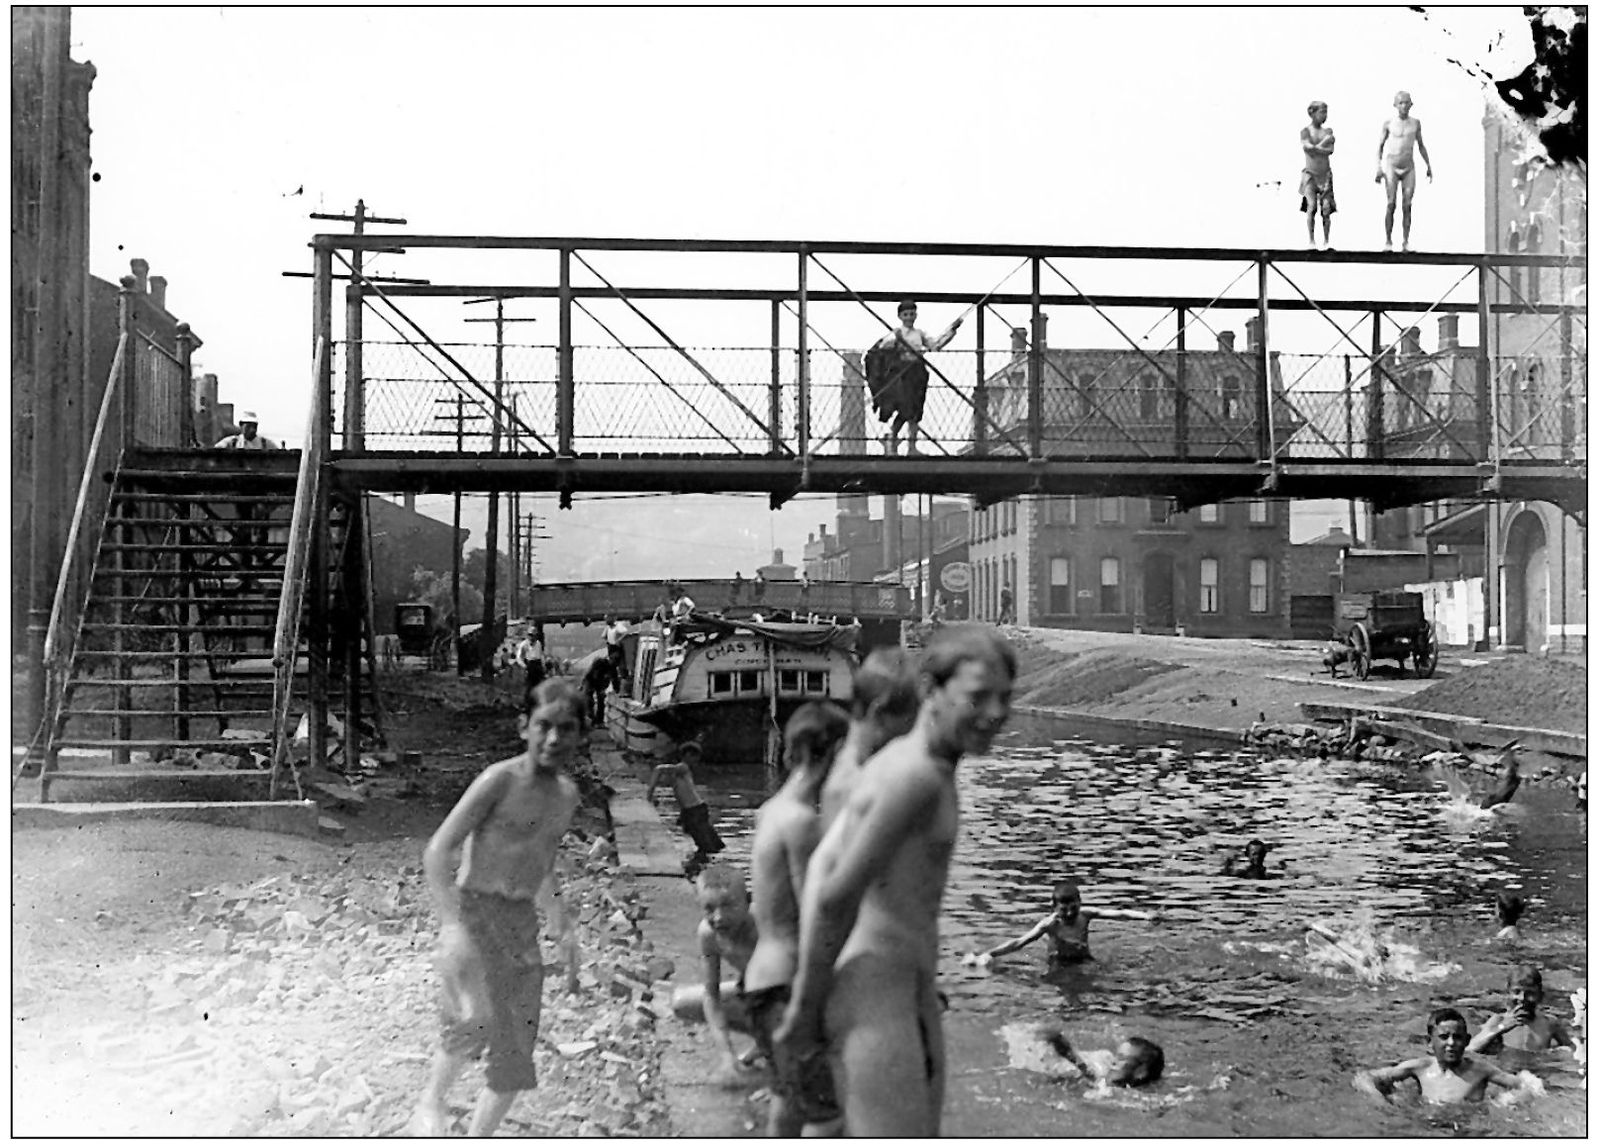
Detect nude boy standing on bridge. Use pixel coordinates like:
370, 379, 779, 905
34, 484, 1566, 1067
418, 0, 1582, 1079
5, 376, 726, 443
1375, 90, 1433, 252
776, 625, 1016, 1136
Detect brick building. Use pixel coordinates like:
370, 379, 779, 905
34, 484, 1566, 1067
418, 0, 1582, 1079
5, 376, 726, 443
966, 322, 1297, 637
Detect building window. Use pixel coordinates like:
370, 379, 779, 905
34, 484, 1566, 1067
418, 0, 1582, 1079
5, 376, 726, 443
1526, 221, 1542, 304
1199, 502, 1220, 524
1199, 558, 1220, 613
1506, 224, 1522, 301
1249, 558, 1270, 613
1099, 556, 1122, 614
1139, 371, 1159, 419
1047, 496, 1076, 526
1522, 362, 1543, 445
1149, 498, 1174, 525
1076, 371, 1094, 420
1248, 499, 1269, 524
1049, 556, 1072, 614
1220, 374, 1241, 420
1098, 497, 1122, 524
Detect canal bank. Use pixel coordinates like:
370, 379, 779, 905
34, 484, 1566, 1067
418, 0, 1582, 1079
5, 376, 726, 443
599, 625, 1585, 1136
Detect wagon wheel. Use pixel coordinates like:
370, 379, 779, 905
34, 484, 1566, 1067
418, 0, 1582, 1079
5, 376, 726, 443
1350, 623, 1373, 680
1413, 622, 1438, 679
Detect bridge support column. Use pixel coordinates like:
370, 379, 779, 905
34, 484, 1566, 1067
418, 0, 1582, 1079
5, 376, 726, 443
974, 308, 987, 457
769, 300, 783, 455
1476, 261, 1492, 463
1255, 258, 1271, 460
558, 249, 574, 457
1028, 259, 1043, 458
1367, 310, 1386, 462
1175, 307, 1189, 459
797, 251, 810, 458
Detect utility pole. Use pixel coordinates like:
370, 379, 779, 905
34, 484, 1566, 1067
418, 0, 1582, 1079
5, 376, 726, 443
432, 395, 486, 674
462, 300, 535, 681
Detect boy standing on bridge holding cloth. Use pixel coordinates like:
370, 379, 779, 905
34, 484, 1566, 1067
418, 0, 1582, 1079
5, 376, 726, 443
868, 301, 962, 456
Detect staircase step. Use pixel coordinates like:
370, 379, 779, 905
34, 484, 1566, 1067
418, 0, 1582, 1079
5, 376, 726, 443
53, 738, 271, 750
99, 596, 283, 606
82, 622, 279, 634
101, 543, 288, 554
113, 492, 297, 504
100, 515, 290, 527
64, 709, 274, 718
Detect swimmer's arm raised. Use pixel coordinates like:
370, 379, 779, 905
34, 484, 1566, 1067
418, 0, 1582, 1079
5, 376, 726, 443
982, 914, 1054, 959
1352, 1058, 1424, 1104
1467, 1011, 1518, 1053
422, 765, 510, 924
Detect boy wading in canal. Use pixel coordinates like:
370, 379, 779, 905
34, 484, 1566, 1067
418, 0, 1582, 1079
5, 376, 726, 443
777, 625, 1017, 1136
975, 877, 1154, 968
1353, 1007, 1540, 1106
408, 679, 583, 1137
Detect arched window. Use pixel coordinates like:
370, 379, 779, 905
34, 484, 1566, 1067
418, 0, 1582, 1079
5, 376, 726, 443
1220, 374, 1241, 420
1505, 223, 1523, 302
1525, 220, 1543, 305
1077, 371, 1094, 420
1139, 371, 1159, 420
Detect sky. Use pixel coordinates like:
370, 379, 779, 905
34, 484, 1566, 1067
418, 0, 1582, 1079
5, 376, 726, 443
70, 6, 1542, 561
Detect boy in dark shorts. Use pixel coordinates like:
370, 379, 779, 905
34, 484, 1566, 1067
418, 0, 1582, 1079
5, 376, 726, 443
407, 679, 584, 1137
1300, 100, 1337, 248
744, 702, 851, 1135
648, 741, 725, 872
669, 865, 762, 1086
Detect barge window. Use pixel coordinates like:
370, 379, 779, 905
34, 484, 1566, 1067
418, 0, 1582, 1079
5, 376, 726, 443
710, 671, 734, 696
805, 671, 826, 693
780, 670, 800, 693
739, 670, 760, 693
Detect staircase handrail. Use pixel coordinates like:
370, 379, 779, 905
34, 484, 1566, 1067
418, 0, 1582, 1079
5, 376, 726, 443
42, 330, 131, 691
270, 336, 330, 791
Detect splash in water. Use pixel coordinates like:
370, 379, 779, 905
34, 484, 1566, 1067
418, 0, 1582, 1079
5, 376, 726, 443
1572, 988, 1586, 1075
1434, 765, 1508, 831
1302, 916, 1457, 983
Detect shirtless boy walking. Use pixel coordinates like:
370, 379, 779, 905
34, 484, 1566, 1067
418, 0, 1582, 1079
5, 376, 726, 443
1353, 1007, 1538, 1106
408, 679, 584, 1137
777, 625, 1016, 1136
1375, 90, 1433, 251
744, 702, 850, 1135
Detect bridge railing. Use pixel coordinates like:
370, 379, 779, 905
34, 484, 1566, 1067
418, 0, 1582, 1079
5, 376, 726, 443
311, 238, 1583, 473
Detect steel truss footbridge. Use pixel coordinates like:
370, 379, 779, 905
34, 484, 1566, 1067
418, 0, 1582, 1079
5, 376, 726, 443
304, 233, 1583, 518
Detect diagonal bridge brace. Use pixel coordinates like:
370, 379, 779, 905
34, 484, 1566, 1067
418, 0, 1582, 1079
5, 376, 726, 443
342, 255, 555, 452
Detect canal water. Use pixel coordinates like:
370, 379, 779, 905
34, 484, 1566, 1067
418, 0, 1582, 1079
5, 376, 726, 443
673, 711, 1587, 1137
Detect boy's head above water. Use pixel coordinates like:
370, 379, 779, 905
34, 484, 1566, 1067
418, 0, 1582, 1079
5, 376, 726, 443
1427, 1007, 1469, 1066
1496, 891, 1527, 926
1109, 1037, 1165, 1087
1507, 965, 1544, 1016
1051, 880, 1083, 915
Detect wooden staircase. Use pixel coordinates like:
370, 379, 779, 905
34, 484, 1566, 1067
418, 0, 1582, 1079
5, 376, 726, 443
39, 448, 382, 805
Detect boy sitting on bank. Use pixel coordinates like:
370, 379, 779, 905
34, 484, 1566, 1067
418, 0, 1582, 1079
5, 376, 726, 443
1469, 966, 1576, 1054
975, 878, 1154, 967
1353, 1007, 1540, 1106
670, 865, 763, 1087
648, 741, 725, 876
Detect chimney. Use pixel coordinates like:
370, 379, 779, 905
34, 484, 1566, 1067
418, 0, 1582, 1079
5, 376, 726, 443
130, 258, 149, 294
819, 524, 827, 537
1402, 326, 1423, 357
1010, 326, 1028, 355
1245, 317, 1262, 352
772, 548, 783, 564
1217, 330, 1236, 354
148, 275, 167, 311
1437, 314, 1459, 350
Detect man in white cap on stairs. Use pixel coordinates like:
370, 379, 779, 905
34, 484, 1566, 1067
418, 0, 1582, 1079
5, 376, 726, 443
214, 410, 280, 450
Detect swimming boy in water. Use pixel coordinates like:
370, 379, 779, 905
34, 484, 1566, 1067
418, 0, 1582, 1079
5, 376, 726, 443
408, 679, 584, 1137
1222, 839, 1272, 878
1040, 1027, 1164, 1087
1494, 891, 1526, 942
1469, 966, 1576, 1054
1353, 1007, 1538, 1105
818, 646, 920, 832
670, 865, 763, 1087
977, 878, 1154, 967
744, 702, 851, 1135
